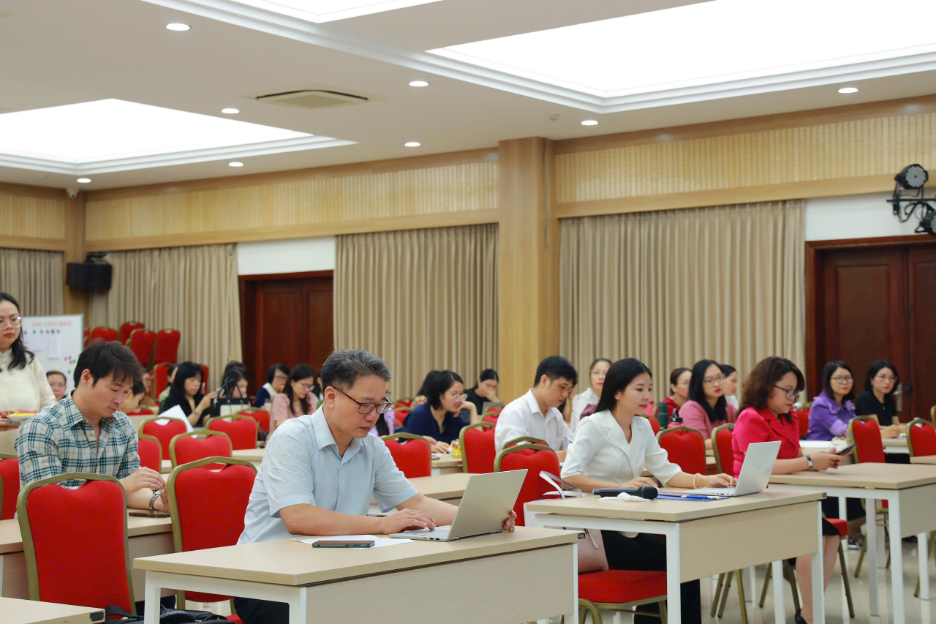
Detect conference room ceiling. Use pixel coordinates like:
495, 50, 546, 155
1, 0, 936, 190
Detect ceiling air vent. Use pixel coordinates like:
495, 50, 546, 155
254, 88, 370, 110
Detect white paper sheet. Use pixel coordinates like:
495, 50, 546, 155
299, 535, 411, 547
47, 329, 62, 358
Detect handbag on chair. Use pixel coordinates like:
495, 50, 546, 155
539, 472, 609, 573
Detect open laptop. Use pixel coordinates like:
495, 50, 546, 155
390, 470, 527, 541
691, 441, 781, 497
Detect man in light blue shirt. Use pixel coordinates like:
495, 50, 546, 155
235, 349, 515, 624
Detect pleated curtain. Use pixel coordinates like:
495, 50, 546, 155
560, 200, 805, 399
0, 248, 64, 316
335, 224, 498, 398
88, 244, 241, 389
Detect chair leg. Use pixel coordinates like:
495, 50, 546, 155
838, 543, 856, 618
735, 570, 749, 624
854, 538, 866, 577
711, 573, 726, 617
717, 568, 733, 617
659, 599, 667, 624
578, 599, 601, 624
784, 562, 801, 613
759, 563, 772, 608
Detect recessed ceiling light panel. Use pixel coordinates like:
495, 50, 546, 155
581, 120, 598, 126
226, 0, 442, 23
404, 141, 421, 147
409, 80, 430, 87
165, 23, 190, 31
221, 108, 240, 114
229, 161, 244, 167
76, 178, 91, 183
838, 87, 859, 94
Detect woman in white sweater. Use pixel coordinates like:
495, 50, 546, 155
562, 358, 735, 624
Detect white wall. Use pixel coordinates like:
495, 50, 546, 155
805, 192, 928, 241
236, 236, 336, 275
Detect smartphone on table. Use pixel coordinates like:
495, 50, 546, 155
312, 539, 376, 548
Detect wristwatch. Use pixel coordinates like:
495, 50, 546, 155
149, 490, 163, 513
805, 455, 815, 470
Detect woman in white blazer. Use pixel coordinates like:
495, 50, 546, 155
562, 358, 735, 624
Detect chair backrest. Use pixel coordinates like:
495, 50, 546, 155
238, 408, 270, 432
657, 427, 707, 475
795, 408, 810, 439
393, 398, 414, 409
848, 416, 886, 463
154, 329, 181, 364
170, 430, 233, 468
483, 405, 504, 416
640, 414, 661, 434
153, 363, 172, 401
127, 409, 154, 416
482, 414, 499, 424
459, 422, 497, 474
502, 435, 549, 449
83, 327, 90, 347
908, 418, 936, 458
0, 454, 19, 520
208, 416, 259, 450
167, 457, 257, 602
18, 474, 134, 613
119, 322, 145, 344
127, 329, 157, 368
711, 423, 735, 476
199, 365, 210, 394
141, 417, 188, 462
137, 434, 163, 472
90, 326, 118, 342
494, 443, 560, 526
380, 433, 432, 478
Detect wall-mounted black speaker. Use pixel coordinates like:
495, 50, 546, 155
66, 262, 112, 290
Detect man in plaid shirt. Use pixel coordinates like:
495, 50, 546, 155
15, 341, 168, 511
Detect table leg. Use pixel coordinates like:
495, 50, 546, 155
867, 497, 880, 616
891, 496, 906, 624
772, 560, 785, 624
667, 528, 682, 624
746, 567, 756, 603
920, 533, 931, 601
838, 496, 848, 521
286, 586, 306, 624
143, 576, 161, 624
812, 503, 825, 624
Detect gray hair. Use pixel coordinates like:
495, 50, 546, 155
320, 349, 392, 390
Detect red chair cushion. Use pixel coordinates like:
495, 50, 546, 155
153, 363, 172, 401
209, 418, 257, 450
154, 330, 181, 364
119, 322, 144, 344
578, 569, 667, 604
127, 409, 154, 416
128, 330, 156, 368
853, 419, 886, 464
240, 410, 270, 433
827, 517, 848, 538
658, 429, 707, 475
174, 434, 232, 466
173, 464, 256, 602
137, 438, 162, 472
499, 448, 560, 526
384, 439, 431, 478
910, 421, 936, 457
482, 414, 499, 424
463, 427, 497, 474
26, 480, 131, 611
795, 408, 810, 439
0, 458, 20, 520
143, 419, 188, 462
715, 428, 735, 476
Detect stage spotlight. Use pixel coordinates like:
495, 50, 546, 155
895, 164, 928, 190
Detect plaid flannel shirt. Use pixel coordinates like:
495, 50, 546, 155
15, 396, 141, 489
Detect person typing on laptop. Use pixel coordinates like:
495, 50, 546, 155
235, 349, 515, 624
561, 359, 734, 624
732, 356, 841, 624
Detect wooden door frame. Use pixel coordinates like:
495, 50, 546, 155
805, 235, 936, 399
238, 270, 334, 391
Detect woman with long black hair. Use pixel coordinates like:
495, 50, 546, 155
271, 364, 317, 430
680, 359, 737, 449
159, 361, 216, 427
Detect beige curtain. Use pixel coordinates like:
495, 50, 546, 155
560, 200, 805, 400
0, 248, 64, 316
336, 224, 498, 398
89, 244, 241, 389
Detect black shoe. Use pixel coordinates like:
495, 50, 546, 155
795, 610, 808, 624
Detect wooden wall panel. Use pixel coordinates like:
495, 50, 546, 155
0, 183, 68, 250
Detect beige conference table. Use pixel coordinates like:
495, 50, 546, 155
2, 596, 104, 624
161, 449, 463, 475
136, 527, 580, 624
911, 455, 936, 465
526, 489, 825, 624
769, 463, 936, 624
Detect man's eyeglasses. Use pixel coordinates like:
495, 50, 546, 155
333, 387, 392, 415
773, 385, 799, 400
0, 316, 22, 329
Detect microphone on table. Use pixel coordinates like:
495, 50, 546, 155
592, 486, 659, 499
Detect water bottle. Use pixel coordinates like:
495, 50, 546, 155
657, 401, 669, 430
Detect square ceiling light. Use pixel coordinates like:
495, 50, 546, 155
226, 0, 442, 23
0, 99, 353, 175
429, 0, 936, 98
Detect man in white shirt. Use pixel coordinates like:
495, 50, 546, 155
494, 356, 577, 461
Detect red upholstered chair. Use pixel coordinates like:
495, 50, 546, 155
170, 430, 233, 468
393, 398, 414, 409
119, 321, 145, 344
459, 422, 497, 474
167, 457, 257, 607
137, 434, 163, 472
483, 406, 504, 417
90, 326, 118, 343
127, 409, 154, 416
141, 417, 188, 463
657, 427, 707, 475
482, 414, 499, 425
849, 416, 886, 464
18, 474, 134, 613
238, 408, 270, 433
153, 363, 172, 401
127, 328, 156, 368
577, 569, 668, 624
154, 329, 181, 364
208, 416, 259, 450
908, 418, 936, 457
494, 443, 560, 526
83, 327, 90, 347
795, 407, 811, 439
711, 423, 735, 476
641, 414, 661, 434
0, 453, 19, 520
380, 433, 432, 478
200, 365, 210, 394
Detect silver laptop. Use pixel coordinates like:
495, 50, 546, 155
692, 441, 781, 497
390, 470, 527, 541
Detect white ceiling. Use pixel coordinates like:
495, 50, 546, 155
1, 0, 936, 191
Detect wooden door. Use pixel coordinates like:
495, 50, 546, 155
240, 272, 334, 392
908, 246, 936, 420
